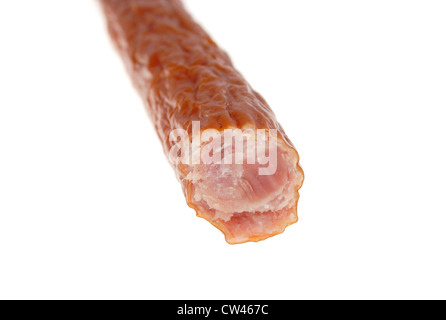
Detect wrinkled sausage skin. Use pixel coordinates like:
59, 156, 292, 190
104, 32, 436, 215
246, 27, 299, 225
100, 0, 304, 244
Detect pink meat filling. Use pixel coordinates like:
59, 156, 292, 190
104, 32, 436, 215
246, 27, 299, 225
186, 142, 302, 243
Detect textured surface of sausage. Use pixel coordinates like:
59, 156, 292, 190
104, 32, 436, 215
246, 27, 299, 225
100, 0, 304, 244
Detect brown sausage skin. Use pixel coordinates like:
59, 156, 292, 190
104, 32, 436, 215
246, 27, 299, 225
100, 0, 304, 243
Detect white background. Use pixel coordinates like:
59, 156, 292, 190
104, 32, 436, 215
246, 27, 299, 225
0, 0, 445, 300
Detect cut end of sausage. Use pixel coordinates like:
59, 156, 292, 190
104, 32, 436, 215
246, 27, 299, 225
184, 139, 304, 244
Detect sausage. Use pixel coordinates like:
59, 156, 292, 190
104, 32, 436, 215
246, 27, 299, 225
100, 0, 304, 244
